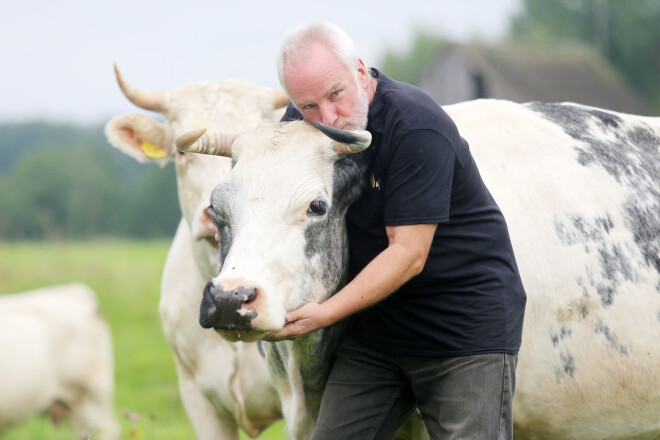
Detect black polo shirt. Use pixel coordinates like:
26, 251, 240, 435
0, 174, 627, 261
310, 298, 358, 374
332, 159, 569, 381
282, 69, 526, 357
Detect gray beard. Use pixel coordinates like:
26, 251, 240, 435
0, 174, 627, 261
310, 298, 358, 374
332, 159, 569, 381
338, 80, 369, 130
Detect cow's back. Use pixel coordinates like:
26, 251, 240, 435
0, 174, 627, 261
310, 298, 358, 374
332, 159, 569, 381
0, 283, 116, 435
445, 99, 660, 439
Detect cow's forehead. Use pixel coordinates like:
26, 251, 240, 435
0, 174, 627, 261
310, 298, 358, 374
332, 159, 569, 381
232, 121, 333, 158
169, 80, 274, 133
230, 122, 337, 180
209, 121, 338, 212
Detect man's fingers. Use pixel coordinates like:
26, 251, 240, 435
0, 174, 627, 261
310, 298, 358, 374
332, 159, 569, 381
263, 321, 299, 342
285, 309, 304, 323
286, 302, 316, 323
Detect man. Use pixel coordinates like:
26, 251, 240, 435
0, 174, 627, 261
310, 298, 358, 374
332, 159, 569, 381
267, 21, 526, 440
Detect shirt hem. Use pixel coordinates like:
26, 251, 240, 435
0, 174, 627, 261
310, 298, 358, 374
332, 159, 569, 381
354, 339, 520, 358
384, 216, 448, 226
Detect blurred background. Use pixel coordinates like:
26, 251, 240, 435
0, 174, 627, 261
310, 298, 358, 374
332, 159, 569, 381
1, 0, 659, 242
1, 0, 659, 439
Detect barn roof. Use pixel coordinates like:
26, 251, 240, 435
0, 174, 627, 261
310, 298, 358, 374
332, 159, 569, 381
419, 43, 652, 115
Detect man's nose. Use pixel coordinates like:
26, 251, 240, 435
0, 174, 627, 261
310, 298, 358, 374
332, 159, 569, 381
319, 103, 338, 127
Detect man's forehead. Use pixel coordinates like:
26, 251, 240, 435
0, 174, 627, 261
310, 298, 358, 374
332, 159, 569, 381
285, 64, 351, 102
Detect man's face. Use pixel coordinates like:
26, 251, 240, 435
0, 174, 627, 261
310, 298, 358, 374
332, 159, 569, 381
283, 42, 370, 130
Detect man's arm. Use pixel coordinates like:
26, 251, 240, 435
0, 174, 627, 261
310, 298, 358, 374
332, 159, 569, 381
264, 222, 437, 341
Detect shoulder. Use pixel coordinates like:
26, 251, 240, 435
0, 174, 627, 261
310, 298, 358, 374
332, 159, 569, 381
374, 71, 461, 143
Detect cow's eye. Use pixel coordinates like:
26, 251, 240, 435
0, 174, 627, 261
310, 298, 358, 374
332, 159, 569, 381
307, 200, 327, 216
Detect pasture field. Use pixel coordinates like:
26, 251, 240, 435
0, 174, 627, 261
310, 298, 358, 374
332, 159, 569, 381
0, 240, 286, 440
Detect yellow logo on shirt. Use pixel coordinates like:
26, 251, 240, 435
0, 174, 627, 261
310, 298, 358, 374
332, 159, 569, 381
369, 172, 381, 190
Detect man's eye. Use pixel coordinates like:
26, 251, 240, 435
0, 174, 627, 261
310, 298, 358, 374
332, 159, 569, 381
331, 90, 341, 97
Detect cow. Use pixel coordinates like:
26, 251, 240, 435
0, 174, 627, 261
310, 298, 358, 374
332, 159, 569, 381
176, 98, 660, 440
0, 283, 119, 440
104, 66, 288, 439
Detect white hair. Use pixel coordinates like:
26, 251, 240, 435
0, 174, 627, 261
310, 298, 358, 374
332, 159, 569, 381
276, 21, 363, 95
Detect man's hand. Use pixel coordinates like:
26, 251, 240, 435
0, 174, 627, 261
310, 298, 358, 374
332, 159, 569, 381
262, 302, 330, 342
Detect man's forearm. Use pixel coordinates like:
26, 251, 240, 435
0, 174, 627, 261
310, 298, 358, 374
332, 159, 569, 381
322, 240, 425, 326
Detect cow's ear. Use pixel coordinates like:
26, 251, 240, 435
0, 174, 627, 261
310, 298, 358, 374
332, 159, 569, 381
104, 113, 173, 166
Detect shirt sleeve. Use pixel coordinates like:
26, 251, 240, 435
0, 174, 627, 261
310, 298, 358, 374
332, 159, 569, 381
383, 129, 455, 226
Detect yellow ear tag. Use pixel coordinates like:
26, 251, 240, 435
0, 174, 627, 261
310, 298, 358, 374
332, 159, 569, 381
370, 172, 375, 188
140, 141, 167, 158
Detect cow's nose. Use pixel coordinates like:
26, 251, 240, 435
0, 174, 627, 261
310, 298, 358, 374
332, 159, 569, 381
199, 280, 258, 330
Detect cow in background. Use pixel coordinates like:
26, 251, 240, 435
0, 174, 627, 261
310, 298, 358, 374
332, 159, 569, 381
0, 283, 119, 440
177, 98, 660, 440
104, 66, 287, 439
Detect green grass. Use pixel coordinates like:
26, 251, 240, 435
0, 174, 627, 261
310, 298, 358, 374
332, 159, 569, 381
0, 240, 286, 440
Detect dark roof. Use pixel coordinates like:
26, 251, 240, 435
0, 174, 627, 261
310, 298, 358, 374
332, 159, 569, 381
430, 43, 651, 115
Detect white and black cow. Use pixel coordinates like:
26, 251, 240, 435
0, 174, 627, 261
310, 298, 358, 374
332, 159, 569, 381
178, 99, 660, 440
176, 122, 427, 440
105, 66, 287, 439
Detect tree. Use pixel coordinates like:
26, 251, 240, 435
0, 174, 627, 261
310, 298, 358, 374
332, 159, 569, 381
510, 0, 660, 112
0, 146, 123, 239
0, 144, 179, 240
0, 122, 181, 240
379, 30, 445, 86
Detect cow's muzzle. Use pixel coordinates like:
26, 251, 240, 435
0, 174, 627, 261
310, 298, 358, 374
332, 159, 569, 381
199, 280, 258, 330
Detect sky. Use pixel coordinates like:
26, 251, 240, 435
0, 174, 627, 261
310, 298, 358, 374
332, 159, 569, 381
0, 0, 522, 126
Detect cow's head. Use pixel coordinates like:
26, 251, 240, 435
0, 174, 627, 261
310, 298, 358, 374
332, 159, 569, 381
104, 65, 290, 269
176, 121, 371, 341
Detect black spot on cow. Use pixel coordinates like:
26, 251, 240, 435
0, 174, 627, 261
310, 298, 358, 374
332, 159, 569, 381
303, 156, 368, 300
551, 326, 573, 347
597, 244, 635, 307
581, 303, 589, 318
532, 102, 660, 296
209, 180, 239, 267
554, 215, 613, 246
264, 341, 287, 380
554, 215, 637, 307
560, 351, 576, 378
594, 318, 630, 356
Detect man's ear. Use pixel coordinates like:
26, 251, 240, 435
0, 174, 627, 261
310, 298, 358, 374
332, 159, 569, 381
357, 58, 369, 87
104, 113, 174, 165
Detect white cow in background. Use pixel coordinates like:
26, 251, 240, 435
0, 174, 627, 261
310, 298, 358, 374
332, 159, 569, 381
104, 66, 287, 439
0, 283, 119, 440
178, 99, 660, 440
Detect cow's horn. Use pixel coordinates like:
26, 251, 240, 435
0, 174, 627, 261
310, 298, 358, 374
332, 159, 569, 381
272, 88, 290, 109
114, 63, 168, 113
315, 122, 372, 155
175, 128, 236, 157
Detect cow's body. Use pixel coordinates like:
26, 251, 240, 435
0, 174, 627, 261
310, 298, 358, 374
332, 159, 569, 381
195, 99, 659, 440
105, 69, 286, 439
0, 283, 119, 440
447, 100, 660, 439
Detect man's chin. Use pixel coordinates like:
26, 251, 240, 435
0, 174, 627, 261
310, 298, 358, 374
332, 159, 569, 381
216, 329, 269, 343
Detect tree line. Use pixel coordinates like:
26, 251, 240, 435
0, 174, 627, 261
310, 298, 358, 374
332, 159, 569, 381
0, 122, 180, 240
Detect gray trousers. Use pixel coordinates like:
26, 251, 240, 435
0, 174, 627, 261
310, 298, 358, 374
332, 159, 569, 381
311, 336, 517, 440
